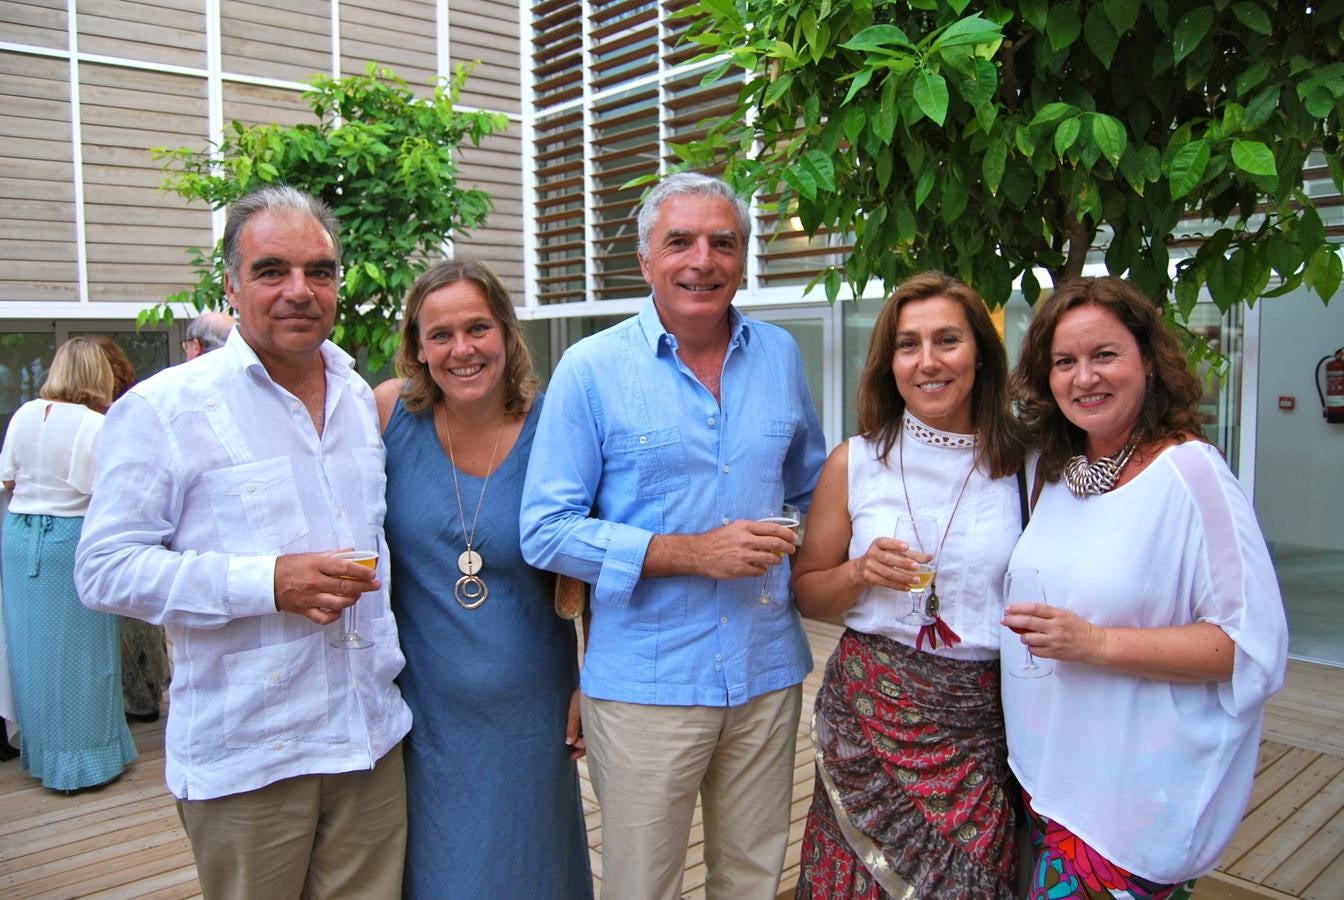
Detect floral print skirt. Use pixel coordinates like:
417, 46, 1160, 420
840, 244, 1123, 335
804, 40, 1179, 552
795, 629, 1017, 899
1024, 794, 1197, 900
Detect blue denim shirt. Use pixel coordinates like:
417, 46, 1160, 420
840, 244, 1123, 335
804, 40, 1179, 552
520, 299, 826, 707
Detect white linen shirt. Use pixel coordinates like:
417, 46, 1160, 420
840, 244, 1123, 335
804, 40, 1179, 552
0, 398, 104, 516
75, 331, 411, 801
1003, 441, 1287, 882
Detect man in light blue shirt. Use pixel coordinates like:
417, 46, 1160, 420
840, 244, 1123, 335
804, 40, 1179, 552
520, 173, 826, 899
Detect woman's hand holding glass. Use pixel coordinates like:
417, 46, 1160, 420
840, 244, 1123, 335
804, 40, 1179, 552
1002, 593, 1108, 672
892, 514, 937, 626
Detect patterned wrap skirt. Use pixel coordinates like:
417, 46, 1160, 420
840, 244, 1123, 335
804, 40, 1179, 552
1024, 794, 1197, 900
796, 629, 1017, 899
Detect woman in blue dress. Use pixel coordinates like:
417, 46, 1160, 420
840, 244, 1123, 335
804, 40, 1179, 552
375, 259, 592, 899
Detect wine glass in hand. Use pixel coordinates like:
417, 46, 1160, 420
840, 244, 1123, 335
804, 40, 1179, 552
755, 503, 801, 607
1004, 567, 1052, 678
330, 534, 379, 650
893, 514, 936, 626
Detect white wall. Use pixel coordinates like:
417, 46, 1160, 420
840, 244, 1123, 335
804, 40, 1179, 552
1254, 285, 1344, 550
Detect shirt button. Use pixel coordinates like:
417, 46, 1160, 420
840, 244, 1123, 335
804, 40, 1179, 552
707, 417, 716, 426
722, 464, 730, 473
205, 398, 216, 408
714, 665, 722, 672
246, 483, 257, 493
721, 516, 730, 526
639, 435, 648, 444
720, 616, 728, 624
336, 509, 344, 518
715, 654, 723, 661
271, 741, 283, 751
268, 671, 280, 683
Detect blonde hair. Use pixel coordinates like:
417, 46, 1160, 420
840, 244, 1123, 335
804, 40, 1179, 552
40, 336, 115, 412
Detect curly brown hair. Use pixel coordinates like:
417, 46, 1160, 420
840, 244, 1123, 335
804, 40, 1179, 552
1011, 276, 1205, 482
394, 258, 536, 418
93, 336, 136, 401
856, 271, 1022, 479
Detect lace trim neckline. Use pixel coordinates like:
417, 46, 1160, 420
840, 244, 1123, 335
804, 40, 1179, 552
902, 414, 976, 449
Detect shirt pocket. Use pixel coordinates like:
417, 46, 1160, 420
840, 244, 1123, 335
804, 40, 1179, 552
201, 457, 310, 554
348, 446, 386, 528
758, 418, 798, 483
221, 631, 341, 750
607, 427, 689, 498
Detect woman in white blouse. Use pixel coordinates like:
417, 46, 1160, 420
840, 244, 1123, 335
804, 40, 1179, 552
792, 272, 1024, 898
1003, 277, 1288, 898
0, 337, 137, 792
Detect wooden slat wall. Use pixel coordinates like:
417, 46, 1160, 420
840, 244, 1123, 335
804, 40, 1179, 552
221, 81, 311, 129
453, 129, 525, 297
79, 64, 212, 302
0, 0, 67, 50
449, 0, 521, 115
339, 0, 437, 95
0, 52, 78, 302
76, 0, 206, 70
221, 0, 330, 86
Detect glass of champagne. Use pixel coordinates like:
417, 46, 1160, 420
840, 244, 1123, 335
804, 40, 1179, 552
755, 503, 801, 607
1004, 567, 1052, 678
893, 514, 936, 626
330, 534, 378, 650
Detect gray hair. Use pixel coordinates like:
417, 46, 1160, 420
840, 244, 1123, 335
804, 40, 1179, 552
186, 310, 235, 352
222, 185, 342, 284
636, 173, 751, 259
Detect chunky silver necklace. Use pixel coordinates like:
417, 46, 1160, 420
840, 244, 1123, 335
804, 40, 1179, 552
439, 405, 503, 609
1062, 442, 1136, 497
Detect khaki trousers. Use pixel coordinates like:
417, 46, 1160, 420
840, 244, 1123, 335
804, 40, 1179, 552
176, 742, 406, 900
582, 685, 803, 900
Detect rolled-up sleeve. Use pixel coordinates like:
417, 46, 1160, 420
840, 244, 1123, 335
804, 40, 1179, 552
520, 354, 652, 609
75, 391, 277, 629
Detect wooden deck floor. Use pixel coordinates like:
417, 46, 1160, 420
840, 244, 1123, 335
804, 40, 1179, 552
2, 620, 1342, 899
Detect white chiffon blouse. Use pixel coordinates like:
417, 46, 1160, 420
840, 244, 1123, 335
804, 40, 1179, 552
0, 398, 104, 516
1002, 440, 1288, 883
843, 417, 1022, 660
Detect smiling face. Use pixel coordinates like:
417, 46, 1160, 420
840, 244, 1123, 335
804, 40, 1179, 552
415, 280, 508, 413
638, 194, 745, 337
1049, 303, 1152, 459
224, 208, 338, 373
890, 295, 979, 434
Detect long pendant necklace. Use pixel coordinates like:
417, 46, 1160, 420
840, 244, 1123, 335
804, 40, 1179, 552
898, 420, 977, 651
440, 404, 504, 610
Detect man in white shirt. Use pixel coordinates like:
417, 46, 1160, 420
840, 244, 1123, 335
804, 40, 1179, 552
76, 185, 412, 899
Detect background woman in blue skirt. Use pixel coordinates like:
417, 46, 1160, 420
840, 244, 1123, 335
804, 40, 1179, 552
0, 336, 136, 792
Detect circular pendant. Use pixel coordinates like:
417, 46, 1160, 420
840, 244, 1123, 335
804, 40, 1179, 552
455, 574, 488, 609
458, 549, 483, 576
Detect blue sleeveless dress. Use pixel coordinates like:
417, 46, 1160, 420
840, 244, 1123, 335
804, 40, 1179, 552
383, 395, 592, 900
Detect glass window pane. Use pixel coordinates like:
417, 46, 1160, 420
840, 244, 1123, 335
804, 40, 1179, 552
768, 318, 826, 434
842, 298, 884, 439
0, 332, 58, 441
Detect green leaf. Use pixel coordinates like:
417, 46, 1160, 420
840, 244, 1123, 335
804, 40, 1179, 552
913, 69, 949, 126
933, 14, 1003, 51
1231, 1, 1272, 35
1230, 139, 1276, 178
1046, 3, 1082, 52
764, 73, 795, 106
1305, 245, 1344, 301
1103, 0, 1140, 34
1083, 6, 1118, 68
956, 58, 997, 110
1299, 205, 1326, 255
1030, 102, 1076, 127
1235, 61, 1271, 98
840, 24, 913, 52
803, 149, 837, 192
842, 104, 866, 148
1205, 251, 1243, 309
841, 67, 876, 106
1054, 117, 1081, 158
1174, 275, 1200, 318
1243, 85, 1280, 128
982, 139, 1007, 195
1021, 0, 1049, 31
914, 167, 935, 210
1171, 8, 1214, 65
1167, 139, 1210, 199
1267, 230, 1302, 278
875, 75, 898, 143
1090, 114, 1127, 167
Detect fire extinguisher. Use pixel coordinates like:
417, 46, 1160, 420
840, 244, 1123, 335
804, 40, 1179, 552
1318, 348, 1344, 424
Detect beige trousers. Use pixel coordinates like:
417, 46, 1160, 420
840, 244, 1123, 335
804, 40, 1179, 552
176, 742, 406, 900
582, 685, 803, 900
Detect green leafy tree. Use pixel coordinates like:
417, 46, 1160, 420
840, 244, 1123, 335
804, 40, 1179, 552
680, 0, 1343, 335
150, 64, 507, 372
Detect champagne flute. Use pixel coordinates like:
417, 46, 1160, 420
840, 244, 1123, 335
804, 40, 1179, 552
754, 503, 801, 607
330, 533, 379, 650
893, 514, 936, 626
1004, 567, 1052, 678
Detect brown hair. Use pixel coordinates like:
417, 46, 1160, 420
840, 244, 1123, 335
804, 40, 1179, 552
856, 271, 1022, 478
40, 337, 114, 412
1012, 276, 1205, 481
93, 336, 136, 401
394, 258, 536, 417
